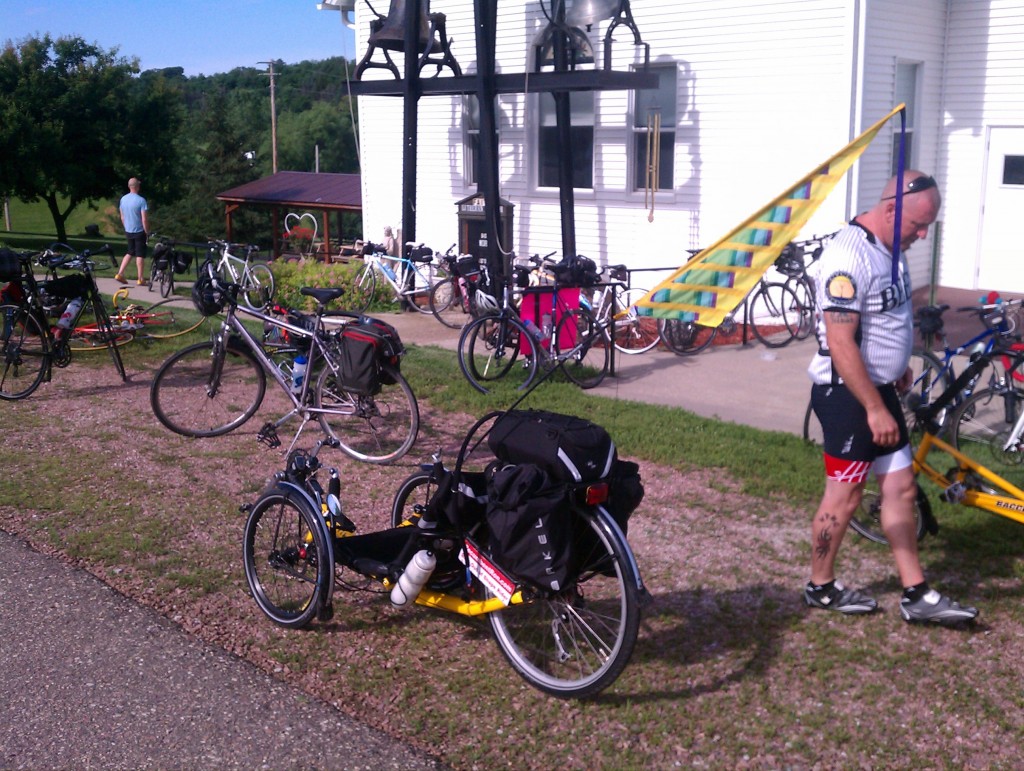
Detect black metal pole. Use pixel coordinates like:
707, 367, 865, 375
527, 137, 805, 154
552, 1, 577, 260
474, 0, 504, 286
402, 0, 422, 251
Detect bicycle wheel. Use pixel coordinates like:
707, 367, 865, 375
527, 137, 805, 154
611, 288, 659, 354
243, 489, 330, 629
350, 263, 376, 313
430, 278, 471, 329
902, 350, 952, 434
147, 267, 158, 293
849, 484, 930, 544
802, 398, 822, 445
160, 270, 173, 299
950, 386, 1024, 490
657, 318, 717, 355
136, 299, 207, 339
556, 307, 609, 389
0, 304, 50, 400
785, 276, 816, 341
748, 282, 800, 347
150, 340, 267, 437
316, 363, 419, 464
66, 327, 134, 351
458, 314, 537, 394
242, 263, 275, 309
489, 507, 640, 698
391, 470, 434, 527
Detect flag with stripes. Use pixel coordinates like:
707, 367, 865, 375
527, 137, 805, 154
635, 105, 905, 328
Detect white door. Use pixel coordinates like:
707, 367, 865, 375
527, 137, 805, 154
978, 127, 1024, 293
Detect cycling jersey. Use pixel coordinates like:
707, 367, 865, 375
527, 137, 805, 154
807, 221, 913, 386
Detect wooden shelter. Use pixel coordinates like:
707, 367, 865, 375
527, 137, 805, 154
216, 171, 361, 259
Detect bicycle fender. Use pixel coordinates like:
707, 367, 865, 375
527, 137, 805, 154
274, 480, 336, 604
590, 504, 646, 594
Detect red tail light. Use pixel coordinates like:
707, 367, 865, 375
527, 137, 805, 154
583, 482, 609, 505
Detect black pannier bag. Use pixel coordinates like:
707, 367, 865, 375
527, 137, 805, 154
0, 248, 22, 282
485, 463, 572, 593
549, 254, 600, 288
172, 250, 193, 275
335, 315, 405, 395
151, 242, 172, 271
487, 409, 616, 483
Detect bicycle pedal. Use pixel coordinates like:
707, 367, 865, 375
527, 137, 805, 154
257, 422, 281, 449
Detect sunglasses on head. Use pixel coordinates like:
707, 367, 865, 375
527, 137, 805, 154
882, 175, 937, 200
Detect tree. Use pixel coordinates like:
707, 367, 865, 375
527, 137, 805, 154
0, 35, 183, 242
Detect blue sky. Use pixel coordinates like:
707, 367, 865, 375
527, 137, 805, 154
4, 0, 357, 76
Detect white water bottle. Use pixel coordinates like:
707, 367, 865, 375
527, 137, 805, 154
56, 297, 84, 330
390, 550, 436, 607
291, 355, 307, 393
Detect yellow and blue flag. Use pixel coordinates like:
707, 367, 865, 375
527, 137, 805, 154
635, 105, 905, 328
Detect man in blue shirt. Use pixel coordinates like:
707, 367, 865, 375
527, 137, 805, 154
115, 177, 149, 285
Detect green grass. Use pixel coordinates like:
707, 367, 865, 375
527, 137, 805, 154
4, 195, 116, 238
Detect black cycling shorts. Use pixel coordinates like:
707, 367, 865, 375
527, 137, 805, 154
811, 381, 909, 463
125, 231, 148, 258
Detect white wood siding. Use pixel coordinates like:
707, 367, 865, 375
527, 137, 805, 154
940, 0, 1024, 290
859, 0, 947, 292
357, 1, 858, 277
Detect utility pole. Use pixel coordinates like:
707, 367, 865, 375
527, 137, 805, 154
259, 61, 279, 173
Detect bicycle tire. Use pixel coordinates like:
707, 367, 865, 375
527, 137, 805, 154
0, 303, 50, 400
160, 270, 173, 299
489, 506, 640, 698
351, 263, 376, 313
243, 489, 330, 629
147, 268, 158, 293
150, 340, 267, 437
748, 282, 800, 348
458, 314, 537, 394
66, 327, 134, 351
950, 385, 1024, 491
315, 363, 419, 464
848, 484, 930, 545
902, 349, 953, 435
391, 470, 434, 527
136, 299, 207, 339
802, 398, 822, 445
611, 288, 659, 354
242, 263, 275, 310
430, 277, 470, 329
556, 307, 609, 389
785, 275, 816, 341
657, 318, 717, 355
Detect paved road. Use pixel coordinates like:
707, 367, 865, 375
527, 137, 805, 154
0, 531, 447, 771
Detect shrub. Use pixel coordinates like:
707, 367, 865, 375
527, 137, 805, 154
269, 259, 368, 312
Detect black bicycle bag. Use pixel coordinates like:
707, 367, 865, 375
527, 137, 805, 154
487, 410, 616, 483
335, 316, 405, 395
152, 242, 172, 271
173, 250, 193, 275
0, 248, 21, 282
485, 462, 572, 593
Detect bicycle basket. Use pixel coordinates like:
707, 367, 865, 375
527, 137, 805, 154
191, 273, 227, 316
0, 248, 22, 282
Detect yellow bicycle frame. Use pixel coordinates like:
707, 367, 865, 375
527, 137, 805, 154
914, 431, 1024, 524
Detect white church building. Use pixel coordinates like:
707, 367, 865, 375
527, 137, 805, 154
345, 0, 1024, 294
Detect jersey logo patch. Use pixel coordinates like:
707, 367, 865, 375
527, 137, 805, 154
825, 272, 857, 304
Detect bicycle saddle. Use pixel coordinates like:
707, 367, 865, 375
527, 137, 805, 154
300, 287, 346, 306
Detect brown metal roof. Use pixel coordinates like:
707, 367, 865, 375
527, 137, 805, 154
216, 171, 361, 211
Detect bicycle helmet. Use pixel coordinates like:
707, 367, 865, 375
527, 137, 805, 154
191, 273, 226, 316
